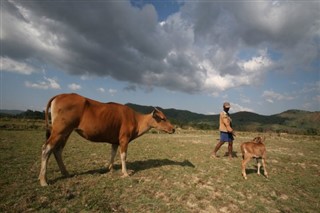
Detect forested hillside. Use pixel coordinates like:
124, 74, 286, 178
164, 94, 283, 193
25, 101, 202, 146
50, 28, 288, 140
1, 106, 319, 135
126, 104, 320, 135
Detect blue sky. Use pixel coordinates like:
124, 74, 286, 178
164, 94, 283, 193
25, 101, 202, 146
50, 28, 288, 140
1, 0, 319, 115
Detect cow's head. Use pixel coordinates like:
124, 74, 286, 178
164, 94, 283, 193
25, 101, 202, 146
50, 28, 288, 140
150, 108, 175, 134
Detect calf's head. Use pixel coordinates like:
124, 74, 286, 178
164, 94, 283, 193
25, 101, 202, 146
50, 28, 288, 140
253, 136, 266, 143
150, 108, 175, 134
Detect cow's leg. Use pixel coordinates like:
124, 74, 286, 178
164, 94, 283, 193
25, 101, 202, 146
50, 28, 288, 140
107, 144, 118, 172
262, 158, 268, 178
241, 156, 251, 180
256, 158, 261, 176
119, 141, 130, 177
53, 138, 70, 177
39, 142, 53, 186
39, 133, 69, 186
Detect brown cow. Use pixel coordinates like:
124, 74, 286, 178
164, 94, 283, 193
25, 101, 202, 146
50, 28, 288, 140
39, 93, 175, 186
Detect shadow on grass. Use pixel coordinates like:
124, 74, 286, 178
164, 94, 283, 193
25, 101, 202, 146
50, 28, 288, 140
245, 168, 259, 175
244, 167, 267, 177
221, 151, 239, 158
127, 158, 195, 172
50, 159, 195, 184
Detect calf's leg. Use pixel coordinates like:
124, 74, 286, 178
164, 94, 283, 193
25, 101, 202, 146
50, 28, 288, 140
241, 156, 251, 180
256, 159, 261, 175
262, 158, 268, 178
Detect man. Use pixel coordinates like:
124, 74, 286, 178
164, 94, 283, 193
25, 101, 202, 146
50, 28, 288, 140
212, 102, 235, 158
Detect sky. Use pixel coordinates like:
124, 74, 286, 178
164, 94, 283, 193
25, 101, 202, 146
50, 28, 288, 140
0, 0, 319, 115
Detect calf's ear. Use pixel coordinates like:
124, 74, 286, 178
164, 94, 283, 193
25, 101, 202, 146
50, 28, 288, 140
253, 137, 259, 142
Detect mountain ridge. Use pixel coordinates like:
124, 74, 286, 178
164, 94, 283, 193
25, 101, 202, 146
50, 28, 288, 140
125, 103, 320, 135
1, 105, 319, 135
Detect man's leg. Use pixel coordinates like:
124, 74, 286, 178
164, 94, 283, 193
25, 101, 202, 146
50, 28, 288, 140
228, 141, 233, 158
212, 141, 224, 158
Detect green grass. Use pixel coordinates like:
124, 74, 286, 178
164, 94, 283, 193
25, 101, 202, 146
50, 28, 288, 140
0, 128, 319, 212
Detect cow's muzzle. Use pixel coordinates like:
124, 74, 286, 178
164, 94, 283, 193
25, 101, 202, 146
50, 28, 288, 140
168, 128, 175, 134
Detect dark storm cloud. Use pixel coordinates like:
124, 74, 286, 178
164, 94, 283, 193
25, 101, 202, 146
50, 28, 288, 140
1, 0, 319, 93
2, 1, 172, 82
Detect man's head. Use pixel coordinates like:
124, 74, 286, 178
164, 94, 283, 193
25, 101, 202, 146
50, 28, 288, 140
223, 102, 231, 112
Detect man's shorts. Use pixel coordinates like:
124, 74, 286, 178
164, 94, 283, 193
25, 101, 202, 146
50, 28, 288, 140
220, 131, 234, 142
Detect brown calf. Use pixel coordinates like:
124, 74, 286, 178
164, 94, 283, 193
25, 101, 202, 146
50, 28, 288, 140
39, 93, 175, 186
240, 136, 268, 180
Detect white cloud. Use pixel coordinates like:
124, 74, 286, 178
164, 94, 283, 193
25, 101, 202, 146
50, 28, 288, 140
68, 83, 81, 91
0, 57, 37, 75
301, 81, 320, 94
262, 90, 295, 103
97, 87, 117, 95
266, 98, 274, 104
240, 50, 273, 73
292, 81, 320, 111
209, 91, 219, 98
230, 102, 253, 113
240, 94, 251, 104
25, 77, 61, 90
97, 87, 105, 93
108, 89, 117, 96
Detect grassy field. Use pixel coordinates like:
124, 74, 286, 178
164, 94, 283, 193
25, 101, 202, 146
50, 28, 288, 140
0, 127, 319, 212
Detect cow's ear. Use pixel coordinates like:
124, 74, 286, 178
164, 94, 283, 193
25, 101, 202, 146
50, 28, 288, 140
152, 108, 164, 120
152, 108, 159, 118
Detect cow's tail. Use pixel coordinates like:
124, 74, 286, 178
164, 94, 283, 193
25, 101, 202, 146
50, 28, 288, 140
45, 96, 56, 140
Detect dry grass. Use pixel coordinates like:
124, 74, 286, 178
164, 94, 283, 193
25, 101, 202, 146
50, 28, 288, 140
0, 129, 319, 212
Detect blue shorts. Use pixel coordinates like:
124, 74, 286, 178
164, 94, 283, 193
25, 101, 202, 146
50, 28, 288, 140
220, 132, 234, 142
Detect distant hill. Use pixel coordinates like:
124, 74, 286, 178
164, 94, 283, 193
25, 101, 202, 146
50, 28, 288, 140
0, 110, 24, 115
126, 103, 320, 135
0, 109, 44, 119
1, 105, 319, 135
273, 110, 320, 135
126, 103, 212, 123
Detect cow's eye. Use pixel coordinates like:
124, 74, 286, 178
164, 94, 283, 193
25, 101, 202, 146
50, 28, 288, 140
156, 116, 165, 122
